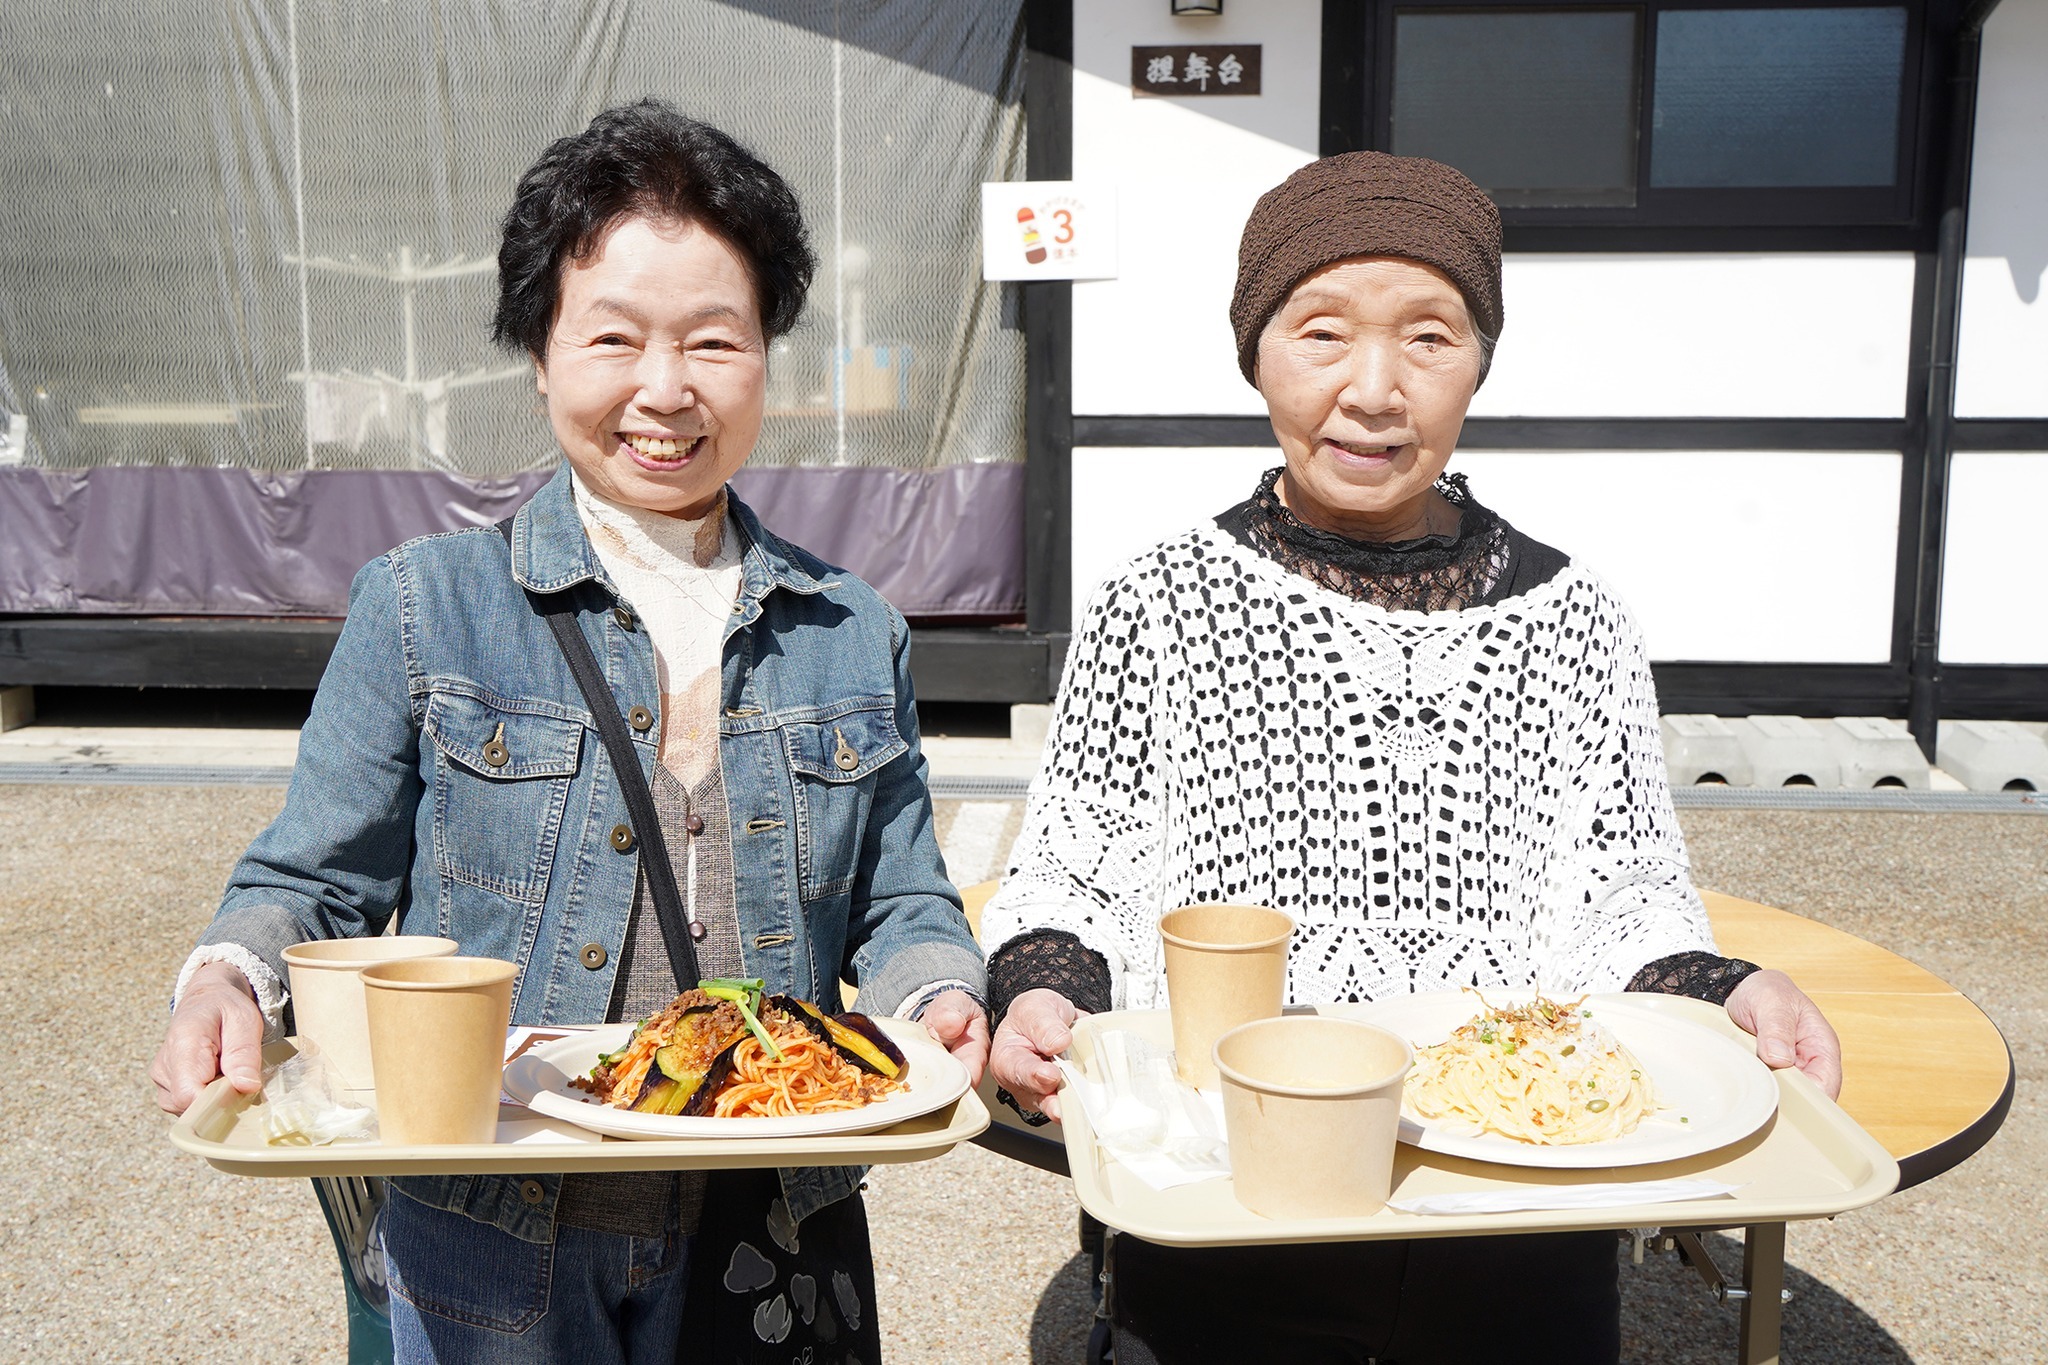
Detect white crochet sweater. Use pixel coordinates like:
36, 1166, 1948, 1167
979, 523, 1716, 1012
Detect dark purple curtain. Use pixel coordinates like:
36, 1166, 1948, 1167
0, 464, 1023, 619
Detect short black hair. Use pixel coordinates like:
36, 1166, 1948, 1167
493, 99, 815, 359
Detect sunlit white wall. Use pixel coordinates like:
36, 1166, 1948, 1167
1071, 447, 1900, 664
1066, 0, 2044, 671
1070, 0, 1320, 417
1474, 256, 1914, 419
1954, 0, 2048, 419
1941, 452, 2048, 664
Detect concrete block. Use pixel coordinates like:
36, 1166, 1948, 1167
0, 686, 32, 733
1009, 703, 1052, 751
1936, 720, 2048, 792
1823, 716, 1930, 789
1729, 715, 1841, 788
1660, 714, 1753, 786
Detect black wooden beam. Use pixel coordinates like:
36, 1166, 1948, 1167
908, 628, 1059, 703
0, 616, 342, 689
1650, 663, 1911, 719
1952, 419, 2048, 450
1941, 666, 2048, 717
1022, 0, 1074, 639
1074, 415, 1912, 451
0, 617, 1065, 703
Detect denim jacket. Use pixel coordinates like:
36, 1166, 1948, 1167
198, 464, 984, 1240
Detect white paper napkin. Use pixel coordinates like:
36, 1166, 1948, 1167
1056, 1030, 1231, 1190
1387, 1179, 1742, 1216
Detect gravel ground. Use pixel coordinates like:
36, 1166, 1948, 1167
0, 785, 2038, 1363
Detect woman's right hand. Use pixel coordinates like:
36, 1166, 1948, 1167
150, 961, 267, 1115
989, 987, 1080, 1123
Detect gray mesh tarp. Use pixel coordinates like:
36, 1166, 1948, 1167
0, 0, 1026, 617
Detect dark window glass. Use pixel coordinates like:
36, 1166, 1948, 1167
1651, 7, 1908, 188
1391, 9, 1640, 208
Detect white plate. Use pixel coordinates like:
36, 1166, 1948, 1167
502, 1017, 970, 1141
1349, 992, 1778, 1168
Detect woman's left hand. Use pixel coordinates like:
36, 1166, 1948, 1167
1724, 969, 1842, 1099
919, 990, 991, 1086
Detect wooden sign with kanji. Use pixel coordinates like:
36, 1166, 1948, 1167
1131, 45, 1263, 97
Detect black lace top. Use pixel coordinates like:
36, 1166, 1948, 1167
987, 471, 1758, 1118
1218, 468, 1554, 611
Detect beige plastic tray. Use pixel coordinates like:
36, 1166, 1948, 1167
1061, 997, 1899, 1246
170, 1022, 989, 1179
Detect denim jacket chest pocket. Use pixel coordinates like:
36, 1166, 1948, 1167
781, 700, 908, 902
423, 689, 586, 904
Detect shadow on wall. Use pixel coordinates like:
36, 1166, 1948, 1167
1966, 0, 2048, 303
1023, 1234, 1915, 1363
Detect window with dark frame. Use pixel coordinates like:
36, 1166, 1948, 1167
1328, 0, 1949, 248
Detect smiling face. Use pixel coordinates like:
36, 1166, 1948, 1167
1255, 256, 1485, 540
536, 214, 766, 518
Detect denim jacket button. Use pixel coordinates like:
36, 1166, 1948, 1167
628, 706, 654, 732
610, 823, 635, 852
519, 1180, 546, 1205
579, 942, 608, 970
612, 607, 635, 631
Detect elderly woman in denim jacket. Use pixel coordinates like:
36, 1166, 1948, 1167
150, 100, 987, 1364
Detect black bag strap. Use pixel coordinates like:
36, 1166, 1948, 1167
497, 519, 701, 991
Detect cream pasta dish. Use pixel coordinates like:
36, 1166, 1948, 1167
1404, 993, 1659, 1145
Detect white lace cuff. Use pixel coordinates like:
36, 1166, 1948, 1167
174, 944, 290, 1040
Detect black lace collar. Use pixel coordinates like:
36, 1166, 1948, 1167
1228, 467, 1515, 611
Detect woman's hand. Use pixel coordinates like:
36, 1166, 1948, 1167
989, 988, 1079, 1122
919, 989, 991, 1087
150, 961, 267, 1115
1724, 969, 1842, 1100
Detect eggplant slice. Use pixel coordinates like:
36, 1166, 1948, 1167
626, 1003, 746, 1115
771, 995, 908, 1080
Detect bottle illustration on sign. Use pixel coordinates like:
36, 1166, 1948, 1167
1017, 206, 1048, 264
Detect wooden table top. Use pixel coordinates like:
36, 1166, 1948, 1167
1699, 890, 2013, 1189
958, 882, 2014, 1190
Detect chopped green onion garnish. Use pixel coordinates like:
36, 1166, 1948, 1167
700, 978, 782, 1060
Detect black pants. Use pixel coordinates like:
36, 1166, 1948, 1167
1108, 1230, 1620, 1365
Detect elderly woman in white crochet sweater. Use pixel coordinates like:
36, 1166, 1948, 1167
979, 153, 1842, 1363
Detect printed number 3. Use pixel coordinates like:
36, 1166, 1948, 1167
1053, 209, 1075, 244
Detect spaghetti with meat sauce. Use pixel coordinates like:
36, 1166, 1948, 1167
576, 981, 909, 1119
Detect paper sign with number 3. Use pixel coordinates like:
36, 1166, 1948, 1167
979, 181, 1118, 281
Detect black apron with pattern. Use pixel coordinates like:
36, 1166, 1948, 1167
685, 1169, 882, 1365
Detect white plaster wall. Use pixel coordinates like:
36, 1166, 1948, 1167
1070, 446, 1275, 617
1072, 447, 1901, 664
1956, 0, 2048, 419
1070, 0, 1321, 417
1474, 256, 1916, 418
1452, 451, 1899, 662
1068, 8, 1918, 420
1940, 452, 2048, 664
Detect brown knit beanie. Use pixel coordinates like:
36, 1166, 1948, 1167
1230, 151, 1503, 386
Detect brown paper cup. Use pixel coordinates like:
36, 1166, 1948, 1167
1214, 1016, 1414, 1220
281, 936, 459, 1090
359, 956, 517, 1145
1158, 904, 1294, 1089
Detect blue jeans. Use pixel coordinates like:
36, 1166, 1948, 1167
384, 1186, 691, 1364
